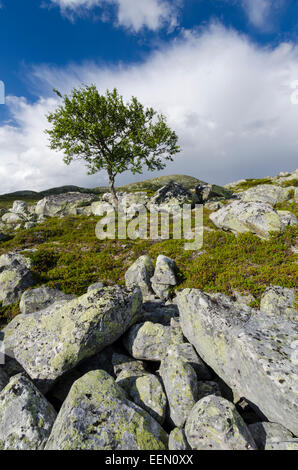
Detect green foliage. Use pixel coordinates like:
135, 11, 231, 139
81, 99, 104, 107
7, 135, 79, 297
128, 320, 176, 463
281, 178, 298, 188
45, 85, 180, 200
0, 301, 20, 328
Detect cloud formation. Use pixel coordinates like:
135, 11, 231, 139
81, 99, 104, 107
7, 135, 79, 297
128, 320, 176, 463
241, 0, 276, 29
1, 24, 298, 193
49, 0, 179, 32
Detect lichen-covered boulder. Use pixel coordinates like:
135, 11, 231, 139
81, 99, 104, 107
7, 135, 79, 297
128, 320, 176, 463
0, 368, 8, 392
260, 286, 297, 321
123, 320, 182, 361
0, 374, 57, 450
20, 286, 75, 314
195, 182, 233, 203
169, 428, 190, 450
125, 255, 154, 297
151, 255, 177, 301
239, 184, 292, 206
265, 440, 298, 450
149, 182, 194, 209
3, 285, 142, 393
159, 350, 198, 427
116, 370, 167, 425
277, 210, 298, 230
185, 395, 257, 450
176, 289, 298, 435
45, 370, 168, 450
209, 200, 290, 239
35, 192, 96, 217
0, 253, 36, 305
248, 422, 293, 450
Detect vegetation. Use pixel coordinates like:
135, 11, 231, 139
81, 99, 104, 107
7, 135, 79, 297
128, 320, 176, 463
45, 85, 180, 207
0, 208, 296, 327
231, 178, 274, 192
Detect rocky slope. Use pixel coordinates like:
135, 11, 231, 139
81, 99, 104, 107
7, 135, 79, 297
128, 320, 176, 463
0, 169, 297, 450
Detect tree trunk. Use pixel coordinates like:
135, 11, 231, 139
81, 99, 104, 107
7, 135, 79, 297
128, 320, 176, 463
109, 174, 118, 210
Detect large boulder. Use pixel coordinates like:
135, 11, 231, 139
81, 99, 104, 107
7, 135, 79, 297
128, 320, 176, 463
176, 289, 298, 435
45, 370, 168, 450
209, 200, 296, 238
159, 350, 198, 427
125, 255, 154, 298
19, 286, 75, 314
149, 182, 194, 210
35, 192, 96, 217
0, 374, 57, 450
3, 285, 142, 392
260, 286, 296, 321
185, 395, 256, 450
239, 184, 293, 205
0, 253, 36, 305
150, 255, 177, 301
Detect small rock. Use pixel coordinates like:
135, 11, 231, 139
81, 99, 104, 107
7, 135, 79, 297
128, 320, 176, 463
260, 286, 296, 320
151, 255, 177, 301
125, 255, 154, 297
0, 252, 36, 305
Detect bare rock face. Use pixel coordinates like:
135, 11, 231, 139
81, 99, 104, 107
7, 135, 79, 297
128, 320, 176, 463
3, 285, 142, 393
176, 289, 298, 435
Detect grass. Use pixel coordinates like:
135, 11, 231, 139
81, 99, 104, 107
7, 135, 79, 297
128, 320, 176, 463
0, 209, 297, 327
231, 178, 275, 192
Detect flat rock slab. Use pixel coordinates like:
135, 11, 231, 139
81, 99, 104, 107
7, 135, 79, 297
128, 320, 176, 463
177, 289, 298, 435
3, 285, 142, 393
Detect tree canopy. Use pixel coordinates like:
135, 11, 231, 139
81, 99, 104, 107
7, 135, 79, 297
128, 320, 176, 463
45, 84, 180, 207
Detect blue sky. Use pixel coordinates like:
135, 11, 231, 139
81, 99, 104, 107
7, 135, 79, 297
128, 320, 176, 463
0, 0, 298, 192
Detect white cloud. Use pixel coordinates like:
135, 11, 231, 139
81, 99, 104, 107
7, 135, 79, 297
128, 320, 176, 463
241, 0, 274, 28
49, 0, 179, 32
1, 24, 298, 193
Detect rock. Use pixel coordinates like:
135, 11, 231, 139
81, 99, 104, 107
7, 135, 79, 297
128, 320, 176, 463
50, 369, 82, 404
87, 281, 106, 291
11, 200, 29, 215
176, 289, 298, 435
45, 370, 168, 450
195, 182, 234, 203
197, 381, 221, 400
116, 371, 167, 425
164, 343, 211, 380
277, 210, 298, 230
260, 286, 297, 321
125, 255, 154, 297
142, 301, 179, 325
232, 290, 255, 307
204, 201, 224, 211
35, 192, 96, 218
209, 200, 290, 239
0, 252, 36, 305
239, 184, 292, 205
159, 349, 198, 427
265, 440, 298, 450
0, 374, 57, 450
185, 395, 257, 450
149, 182, 194, 209
123, 321, 181, 361
91, 200, 114, 216
169, 428, 190, 450
0, 368, 8, 392
2, 212, 25, 224
151, 255, 177, 301
3, 285, 142, 393
19, 286, 75, 314
112, 352, 146, 377
248, 422, 293, 450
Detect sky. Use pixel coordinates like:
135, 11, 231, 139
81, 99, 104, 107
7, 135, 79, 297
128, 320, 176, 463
0, 0, 298, 193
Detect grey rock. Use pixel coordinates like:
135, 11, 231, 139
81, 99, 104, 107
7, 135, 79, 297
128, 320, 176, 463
277, 210, 298, 230
3, 285, 142, 393
0, 252, 36, 305
125, 255, 154, 297
195, 182, 234, 203
169, 428, 190, 450
45, 370, 168, 450
248, 422, 293, 450
123, 321, 172, 361
151, 255, 177, 301
87, 281, 106, 291
185, 395, 257, 450
164, 342, 211, 380
150, 182, 194, 208
20, 286, 75, 314
35, 192, 96, 217
265, 439, 298, 450
142, 301, 179, 325
239, 184, 293, 205
176, 289, 298, 435
260, 286, 297, 321
159, 348, 198, 427
0, 374, 57, 450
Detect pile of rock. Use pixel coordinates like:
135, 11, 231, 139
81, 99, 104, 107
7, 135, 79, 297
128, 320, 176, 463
0, 253, 297, 450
